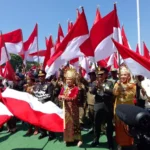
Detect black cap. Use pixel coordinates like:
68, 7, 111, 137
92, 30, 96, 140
100, 67, 109, 74
38, 70, 46, 77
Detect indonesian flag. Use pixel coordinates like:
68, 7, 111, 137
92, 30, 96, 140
0, 35, 15, 81
2, 61, 16, 81
69, 58, 79, 72
76, 8, 80, 19
79, 56, 90, 80
29, 50, 46, 63
0, 102, 13, 126
93, 7, 102, 25
55, 24, 64, 50
43, 36, 55, 69
107, 52, 119, 69
121, 26, 131, 49
45, 8, 89, 77
113, 39, 150, 79
143, 42, 150, 59
23, 24, 38, 62
68, 21, 74, 33
3, 29, 23, 55
1, 88, 63, 132
0, 35, 11, 65
70, 57, 90, 79
91, 4, 122, 62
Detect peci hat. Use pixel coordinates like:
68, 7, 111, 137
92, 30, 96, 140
88, 71, 96, 75
97, 67, 109, 75
38, 70, 46, 77
110, 68, 118, 72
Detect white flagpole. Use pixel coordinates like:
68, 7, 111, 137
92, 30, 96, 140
136, 0, 142, 55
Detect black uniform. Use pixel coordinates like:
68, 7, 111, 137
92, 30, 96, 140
33, 81, 55, 139
91, 79, 114, 149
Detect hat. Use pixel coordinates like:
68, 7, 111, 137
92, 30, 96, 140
97, 70, 105, 75
110, 68, 117, 72
38, 70, 46, 77
64, 67, 77, 80
88, 71, 96, 75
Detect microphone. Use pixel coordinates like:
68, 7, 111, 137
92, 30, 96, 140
116, 104, 150, 129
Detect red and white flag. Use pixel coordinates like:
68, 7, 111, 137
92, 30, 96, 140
91, 4, 122, 62
68, 21, 74, 33
79, 56, 90, 80
45, 8, 90, 77
113, 39, 150, 79
2, 61, 16, 81
43, 36, 55, 69
80, 7, 102, 64
143, 42, 150, 59
69, 58, 79, 71
29, 50, 46, 63
121, 26, 131, 49
0, 102, 13, 126
93, 7, 102, 25
1, 88, 63, 132
107, 52, 119, 69
23, 24, 38, 62
3, 29, 23, 55
55, 24, 64, 50
0, 35, 11, 65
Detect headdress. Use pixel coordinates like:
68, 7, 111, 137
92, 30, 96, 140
64, 67, 77, 80
120, 66, 130, 74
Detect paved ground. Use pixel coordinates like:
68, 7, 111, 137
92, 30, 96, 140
0, 123, 116, 150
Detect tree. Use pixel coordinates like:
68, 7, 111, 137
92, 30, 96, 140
10, 54, 23, 72
10, 54, 40, 72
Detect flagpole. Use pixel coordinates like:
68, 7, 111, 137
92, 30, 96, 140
37, 24, 40, 67
20, 30, 27, 75
136, 0, 142, 55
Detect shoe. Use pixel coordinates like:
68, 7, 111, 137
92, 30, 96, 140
48, 135, 55, 141
10, 127, 17, 133
6, 129, 10, 133
90, 141, 100, 147
25, 129, 33, 136
109, 147, 115, 150
66, 142, 75, 147
38, 134, 47, 139
0, 126, 3, 132
117, 145, 122, 150
88, 128, 94, 134
77, 141, 83, 147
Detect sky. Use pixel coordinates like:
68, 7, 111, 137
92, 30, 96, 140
0, 0, 150, 51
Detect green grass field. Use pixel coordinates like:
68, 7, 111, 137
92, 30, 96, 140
0, 123, 114, 150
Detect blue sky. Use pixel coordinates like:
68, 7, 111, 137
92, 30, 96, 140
0, 0, 150, 51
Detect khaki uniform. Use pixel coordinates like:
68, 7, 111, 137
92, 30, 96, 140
78, 83, 87, 125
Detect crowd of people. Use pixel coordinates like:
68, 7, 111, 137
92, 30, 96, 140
0, 65, 150, 150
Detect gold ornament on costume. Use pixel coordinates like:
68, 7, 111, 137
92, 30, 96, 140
64, 67, 77, 80
120, 66, 130, 74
